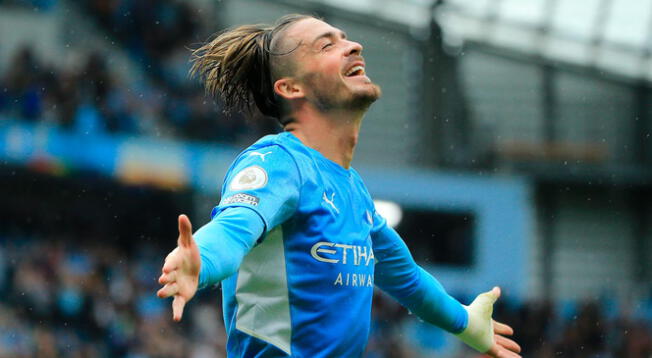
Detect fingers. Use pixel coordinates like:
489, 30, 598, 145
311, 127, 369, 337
495, 334, 521, 353
157, 283, 187, 321
481, 286, 500, 304
157, 282, 179, 298
493, 320, 514, 336
172, 295, 186, 321
159, 270, 176, 285
178, 214, 193, 248
490, 286, 501, 300
499, 348, 521, 358
495, 350, 521, 358
164, 247, 178, 262
162, 256, 178, 274
162, 247, 180, 274
471, 286, 501, 312
156, 215, 194, 323
486, 345, 522, 358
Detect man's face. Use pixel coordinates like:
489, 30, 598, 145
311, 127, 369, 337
283, 18, 381, 113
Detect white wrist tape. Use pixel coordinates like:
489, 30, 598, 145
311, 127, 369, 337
454, 290, 497, 353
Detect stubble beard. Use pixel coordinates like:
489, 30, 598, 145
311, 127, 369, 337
303, 72, 381, 114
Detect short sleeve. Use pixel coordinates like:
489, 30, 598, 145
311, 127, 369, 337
211, 145, 301, 233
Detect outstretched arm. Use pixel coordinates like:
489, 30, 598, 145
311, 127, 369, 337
194, 207, 264, 288
157, 207, 264, 321
372, 221, 521, 357
157, 145, 299, 321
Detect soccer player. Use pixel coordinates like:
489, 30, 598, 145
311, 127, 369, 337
157, 14, 522, 358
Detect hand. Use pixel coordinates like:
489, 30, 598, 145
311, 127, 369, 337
486, 318, 521, 358
457, 287, 522, 357
157, 214, 201, 321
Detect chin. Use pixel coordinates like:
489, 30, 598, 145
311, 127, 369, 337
366, 82, 382, 100
349, 83, 381, 109
308, 77, 382, 112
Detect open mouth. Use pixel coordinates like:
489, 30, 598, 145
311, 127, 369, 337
344, 65, 365, 77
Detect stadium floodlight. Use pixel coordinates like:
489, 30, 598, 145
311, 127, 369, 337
373, 200, 403, 228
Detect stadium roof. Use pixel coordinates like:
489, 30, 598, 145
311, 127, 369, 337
305, 0, 652, 82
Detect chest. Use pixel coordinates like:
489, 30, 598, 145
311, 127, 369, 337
295, 170, 374, 246
288, 169, 376, 286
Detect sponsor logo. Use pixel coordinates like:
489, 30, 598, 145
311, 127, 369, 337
310, 242, 375, 266
322, 192, 339, 214
333, 272, 373, 287
223, 193, 260, 206
310, 241, 375, 288
229, 166, 268, 191
248, 151, 272, 162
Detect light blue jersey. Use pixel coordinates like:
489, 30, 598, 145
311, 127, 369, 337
213, 132, 377, 357
198, 131, 468, 357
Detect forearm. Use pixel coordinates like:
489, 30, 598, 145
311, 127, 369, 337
373, 225, 467, 333
408, 267, 468, 333
195, 206, 265, 288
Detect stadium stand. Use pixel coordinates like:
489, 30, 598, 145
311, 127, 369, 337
2, 234, 651, 356
0, 44, 270, 143
2, 0, 652, 357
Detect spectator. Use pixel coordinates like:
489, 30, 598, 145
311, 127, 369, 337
1, 227, 652, 357
0, 45, 268, 144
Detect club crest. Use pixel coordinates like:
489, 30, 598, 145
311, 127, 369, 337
230, 166, 268, 191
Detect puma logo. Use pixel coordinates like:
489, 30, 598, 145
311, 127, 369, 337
248, 151, 272, 161
322, 192, 339, 214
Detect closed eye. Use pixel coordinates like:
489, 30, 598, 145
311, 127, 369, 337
322, 42, 334, 50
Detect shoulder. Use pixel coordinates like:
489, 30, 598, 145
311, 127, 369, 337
223, 134, 302, 188
232, 134, 296, 167
237, 132, 322, 180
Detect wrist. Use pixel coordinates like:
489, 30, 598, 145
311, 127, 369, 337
197, 251, 218, 289
455, 304, 494, 353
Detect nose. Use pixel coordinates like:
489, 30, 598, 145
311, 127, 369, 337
346, 39, 363, 56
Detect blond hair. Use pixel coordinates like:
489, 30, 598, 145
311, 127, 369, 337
189, 14, 313, 121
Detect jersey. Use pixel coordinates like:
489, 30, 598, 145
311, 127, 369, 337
212, 131, 381, 357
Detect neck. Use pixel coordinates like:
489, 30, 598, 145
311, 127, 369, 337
284, 106, 364, 169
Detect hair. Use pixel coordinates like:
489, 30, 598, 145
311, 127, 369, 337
189, 14, 314, 122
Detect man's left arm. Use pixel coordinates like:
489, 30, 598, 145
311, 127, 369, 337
371, 215, 521, 357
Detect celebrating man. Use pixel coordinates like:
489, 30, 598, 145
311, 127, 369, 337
157, 14, 521, 358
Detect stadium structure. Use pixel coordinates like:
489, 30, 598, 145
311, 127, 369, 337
0, 0, 651, 356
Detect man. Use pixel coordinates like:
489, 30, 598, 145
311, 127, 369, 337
157, 14, 522, 357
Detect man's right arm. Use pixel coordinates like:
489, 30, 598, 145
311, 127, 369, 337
157, 206, 267, 321
196, 144, 300, 286
158, 144, 301, 321
194, 206, 265, 289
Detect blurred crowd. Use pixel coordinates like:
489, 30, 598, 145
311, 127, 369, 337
0, 236, 226, 358
494, 297, 652, 358
0, 236, 411, 358
0, 0, 278, 144
80, 0, 278, 141
82, 0, 200, 93
2, 1, 652, 357
1, 235, 651, 358
0, 45, 265, 144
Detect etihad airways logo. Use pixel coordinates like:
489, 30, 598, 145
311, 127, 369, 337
310, 241, 375, 266
310, 241, 375, 287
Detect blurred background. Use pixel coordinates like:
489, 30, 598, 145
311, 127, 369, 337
0, 0, 651, 357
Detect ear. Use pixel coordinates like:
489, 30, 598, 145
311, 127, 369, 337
274, 78, 304, 100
